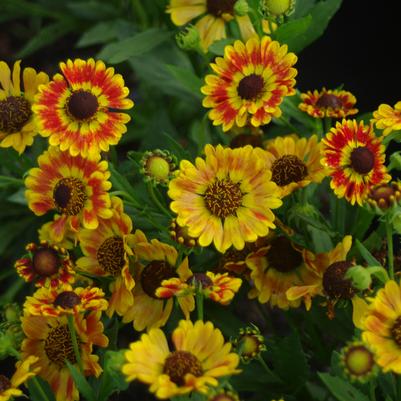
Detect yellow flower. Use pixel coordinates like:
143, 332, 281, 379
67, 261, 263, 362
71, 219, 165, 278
24, 283, 108, 317
33, 58, 133, 158
0, 60, 48, 154
168, 144, 282, 253
0, 356, 40, 401
123, 236, 195, 331
166, 0, 256, 52
76, 197, 135, 317
362, 280, 401, 373
264, 134, 326, 197
372, 101, 401, 137
21, 312, 108, 401
122, 320, 240, 399
201, 36, 297, 131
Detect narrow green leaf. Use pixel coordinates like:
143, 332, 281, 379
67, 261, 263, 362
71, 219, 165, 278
208, 38, 235, 56
98, 28, 170, 64
66, 362, 96, 401
165, 64, 203, 98
274, 15, 313, 51
17, 20, 76, 58
318, 372, 370, 401
76, 21, 118, 47
27, 376, 56, 401
0, 175, 24, 188
355, 239, 381, 266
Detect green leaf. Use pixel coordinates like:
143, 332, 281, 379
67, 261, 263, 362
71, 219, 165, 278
66, 362, 96, 401
66, 1, 119, 19
277, 0, 342, 53
208, 38, 235, 56
165, 65, 203, 98
0, 175, 24, 188
308, 226, 333, 253
98, 28, 170, 64
274, 15, 313, 52
17, 20, 76, 58
27, 376, 57, 401
355, 239, 381, 266
76, 21, 119, 47
318, 372, 370, 401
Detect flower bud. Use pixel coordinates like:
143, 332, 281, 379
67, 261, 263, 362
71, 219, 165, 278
176, 25, 201, 51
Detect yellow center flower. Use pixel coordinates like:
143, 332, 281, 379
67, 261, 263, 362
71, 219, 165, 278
345, 346, 374, 376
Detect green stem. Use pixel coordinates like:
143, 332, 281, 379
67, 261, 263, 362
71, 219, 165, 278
67, 315, 84, 373
386, 214, 395, 279
369, 381, 376, 401
334, 198, 345, 235
279, 116, 299, 134
147, 183, 171, 218
131, 0, 149, 28
31, 377, 51, 401
323, 117, 332, 134
397, 374, 401, 400
196, 287, 204, 321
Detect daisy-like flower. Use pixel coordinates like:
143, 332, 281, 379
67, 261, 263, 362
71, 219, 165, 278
21, 312, 108, 401
361, 280, 401, 373
76, 197, 135, 317
321, 119, 391, 205
123, 237, 195, 331
24, 284, 108, 317
168, 144, 282, 253
167, 0, 255, 52
156, 271, 242, 306
264, 135, 326, 197
246, 235, 319, 309
33, 58, 133, 157
286, 236, 356, 316
122, 320, 240, 399
201, 36, 297, 131
0, 356, 39, 401
38, 214, 78, 249
25, 146, 112, 235
366, 181, 401, 211
299, 88, 358, 119
372, 101, 401, 137
15, 241, 74, 288
0, 60, 48, 154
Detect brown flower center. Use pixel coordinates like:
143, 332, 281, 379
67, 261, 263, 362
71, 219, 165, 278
0, 375, 11, 393
206, 0, 235, 17
316, 93, 343, 109
0, 96, 32, 134
266, 236, 303, 273
350, 147, 375, 175
44, 324, 77, 368
369, 182, 401, 209
204, 178, 243, 218
32, 247, 60, 276
322, 261, 354, 299
163, 350, 203, 385
97, 236, 125, 276
66, 90, 99, 121
188, 272, 213, 288
53, 177, 87, 215
237, 74, 265, 101
271, 155, 308, 187
392, 317, 401, 347
141, 260, 177, 298
54, 291, 81, 309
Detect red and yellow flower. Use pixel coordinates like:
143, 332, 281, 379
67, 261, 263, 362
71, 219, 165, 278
156, 271, 242, 306
21, 312, 108, 401
167, 0, 255, 52
372, 101, 401, 137
264, 135, 326, 197
246, 235, 319, 309
15, 241, 75, 288
0, 60, 48, 154
38, 214, 78, 249
123, 237, 195, 331
24, 284, 108, 317
321, 119, 391, 205
0, 356, 40, 401
168, 144, 282, 253
299, 88, 358, 119
33, 58, 133, 157
201, 36, 297, 131
76, 197, 135, 317
362, 280, 401, 373
122, 320, 240, 399
25, 146, 113, 235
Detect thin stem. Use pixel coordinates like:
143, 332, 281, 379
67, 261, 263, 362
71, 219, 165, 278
147, 183, 172, 218
386, 214, 394, 279
279, 116, 299, 134
369, 381, 376, 401
67, 315, 84, 373
196, 287, 204, 321
323, 117, 332, 134
31, 377, 51, 401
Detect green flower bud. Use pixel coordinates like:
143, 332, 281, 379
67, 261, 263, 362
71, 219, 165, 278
176, 25, 200, 51
234, 0, 250, 16
140, 149, 177, 186
260, 0, 296, 18
1, 303, 21, 323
